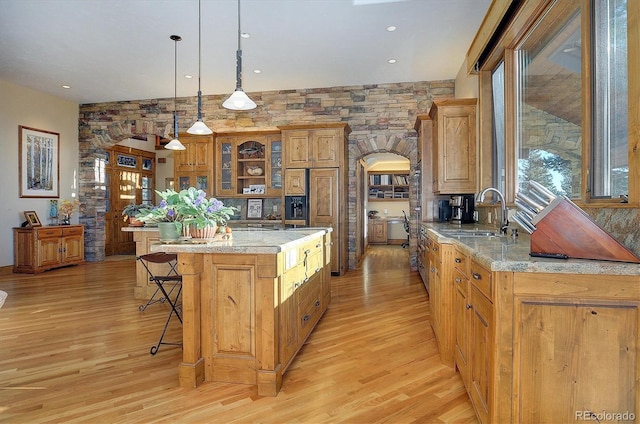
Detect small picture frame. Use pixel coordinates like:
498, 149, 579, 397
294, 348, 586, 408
24, 211, 42, 227
247, 199, 263, 219
249, 184, 266, 194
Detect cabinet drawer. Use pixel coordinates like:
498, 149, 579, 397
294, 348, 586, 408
453, 248, 468, 277
298, 271, 320, 306
298, 286, 322, 338
36, 228, 63, 239
470, 260, 492, 301
62, 226, 83, 237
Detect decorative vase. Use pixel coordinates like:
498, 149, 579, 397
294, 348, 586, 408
188, 224, 218, 239
61, 214, 71, 225
246, 166, 263, 176
158, 222, 180, 242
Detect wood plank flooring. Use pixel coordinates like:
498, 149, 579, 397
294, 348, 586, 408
0, 245, 477, 423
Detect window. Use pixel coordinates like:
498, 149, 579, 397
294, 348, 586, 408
491, 61, 505, 194
515, 0, 582, 198
479, 0, 635, 204
592, 0, 628, 198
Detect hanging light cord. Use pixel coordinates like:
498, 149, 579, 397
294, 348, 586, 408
172, 35, 181, 138
196, 0, 203, 120
235, 0, 242, 90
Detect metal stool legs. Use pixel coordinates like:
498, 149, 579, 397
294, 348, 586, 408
136, 253, 183, 355
149, 276, 182, 355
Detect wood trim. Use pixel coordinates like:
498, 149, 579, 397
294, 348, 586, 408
629, 0, 640, 202
466, 0, 513, 74
478, 70, 494, 193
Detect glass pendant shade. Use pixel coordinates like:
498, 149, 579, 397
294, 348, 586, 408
165, 138, 186, 150
187, 117, 213, 135
223, 88, 257, 110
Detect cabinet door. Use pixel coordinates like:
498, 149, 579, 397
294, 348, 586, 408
431, 100, 477, 194
454, 271, 470, 387
284, 169, 306, 195
62, 235, 84, 264
268, 138, 283, 195
280, 265, 299, 367
37, 237, 61, 268
283, 130, 312, 168
216, 138, 236, 196
368, 221, 387, 244
174, 135, 213, 172
309, 168, 339, 273
470, 285, 493, 424
311, 129, 340, 168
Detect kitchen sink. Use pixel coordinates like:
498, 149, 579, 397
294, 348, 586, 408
439, 229, 499, 238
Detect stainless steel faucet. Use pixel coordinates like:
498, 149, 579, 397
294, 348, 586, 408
477, 187, 509, 235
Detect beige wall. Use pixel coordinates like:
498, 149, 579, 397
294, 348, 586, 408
455, 57, 479, 98
0, 80, 79, 267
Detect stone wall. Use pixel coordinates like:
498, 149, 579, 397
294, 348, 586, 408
78, 81, 456, 268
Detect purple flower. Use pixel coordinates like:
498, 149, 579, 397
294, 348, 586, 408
159, 200, 167, 208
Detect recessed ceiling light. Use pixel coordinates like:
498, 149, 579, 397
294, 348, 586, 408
387, 59, 397, 64
241, 32, 250, 38
386, 25, 397, 32
184, 75, 193, 79
61, 85, 71, 89
253, 69, 262, 74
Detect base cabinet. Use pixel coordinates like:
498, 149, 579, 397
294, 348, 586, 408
368, 220, 387, 244
13, 225, 85, 273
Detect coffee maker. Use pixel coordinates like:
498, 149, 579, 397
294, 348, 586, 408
450, 194, 475, 224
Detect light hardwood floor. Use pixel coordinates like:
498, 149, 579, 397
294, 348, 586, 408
0, 245, 477, 423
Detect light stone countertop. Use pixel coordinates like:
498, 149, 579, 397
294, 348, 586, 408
423, 222, 640, 276
147, 227, 331, 255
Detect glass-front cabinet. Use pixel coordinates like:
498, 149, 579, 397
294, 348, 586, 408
215, 130, 282, 197
173, 134, 214, 194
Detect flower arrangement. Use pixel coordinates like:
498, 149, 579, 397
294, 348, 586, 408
59, 198, 80, 217
136, 188, 236, 233
59, 198, 80, 225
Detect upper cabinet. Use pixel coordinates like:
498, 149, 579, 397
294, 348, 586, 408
215, 130, 282, 198
429, 98, 477, 194
280, 126, 344, 168
173, 134, 215, 194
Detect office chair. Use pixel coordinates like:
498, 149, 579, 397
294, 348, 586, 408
137, 253, 183, 355
402, 210, 410, 248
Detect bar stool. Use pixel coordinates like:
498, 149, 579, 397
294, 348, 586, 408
137, 254, 180, 312
136, 253, 183, 355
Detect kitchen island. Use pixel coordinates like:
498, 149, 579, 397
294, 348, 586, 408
420, 222, 640, 423
148, 228, 332, 396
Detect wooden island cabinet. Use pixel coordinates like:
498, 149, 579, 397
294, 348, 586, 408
13, 225, 85, 273
423, 224, 640, 423
152, 228, 332, 396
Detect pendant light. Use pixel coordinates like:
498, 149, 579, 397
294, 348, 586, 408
165, 35, 186, 150
187, 0, 213, 135
222, 0, 256, 110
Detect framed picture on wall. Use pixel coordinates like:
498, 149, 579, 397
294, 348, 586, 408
24, 211, 42, 227
19, 126, 60, 198
247, 199, 263, 219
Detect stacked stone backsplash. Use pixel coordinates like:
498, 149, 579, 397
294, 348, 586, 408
78, 81, 455, 266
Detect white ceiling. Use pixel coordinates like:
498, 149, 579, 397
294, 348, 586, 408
0, 0, 491, 105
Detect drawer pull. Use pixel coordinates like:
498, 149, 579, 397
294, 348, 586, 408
466, 304, 472, 310
315, 300, 321, 308
316, 243, 321, 248
433, 247, 438, 252
316, 267, 322, 273
303, 314, 310, 322
455, 258, 462, 263
472, 272, 481, 280
305, 249, 311, 254
430, 267, 435, 273
455, 278, 461, 283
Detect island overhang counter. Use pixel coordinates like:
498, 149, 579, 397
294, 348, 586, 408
149, 228, 332, 396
